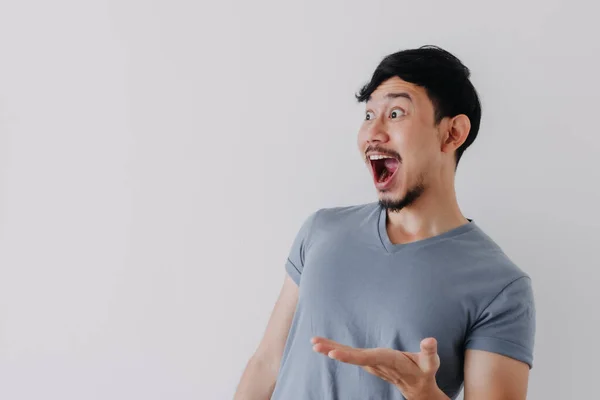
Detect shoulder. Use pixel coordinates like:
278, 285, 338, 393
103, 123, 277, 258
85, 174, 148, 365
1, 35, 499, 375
450, 223, 534, 314
312, 201, 380, 229
466, 223, 530, 280
295, 202, 380, 250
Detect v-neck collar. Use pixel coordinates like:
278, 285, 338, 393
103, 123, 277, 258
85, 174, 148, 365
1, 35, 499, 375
377, 205, 476, 254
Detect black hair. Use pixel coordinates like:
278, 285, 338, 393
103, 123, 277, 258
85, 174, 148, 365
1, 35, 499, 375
356, 45, 481, 167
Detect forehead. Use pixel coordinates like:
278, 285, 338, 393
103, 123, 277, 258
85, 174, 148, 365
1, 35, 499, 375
366, 76, 427, 106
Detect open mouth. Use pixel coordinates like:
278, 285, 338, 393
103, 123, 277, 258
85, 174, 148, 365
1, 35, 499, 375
369, 154, 399, 185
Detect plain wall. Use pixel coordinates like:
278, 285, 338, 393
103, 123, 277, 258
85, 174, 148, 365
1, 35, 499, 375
0, 0, 598, 399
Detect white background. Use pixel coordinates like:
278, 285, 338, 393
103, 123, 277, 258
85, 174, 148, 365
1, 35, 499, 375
0, 1, 598, 399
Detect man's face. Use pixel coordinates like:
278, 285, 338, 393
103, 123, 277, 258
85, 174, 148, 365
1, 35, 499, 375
357, 77, 444, 211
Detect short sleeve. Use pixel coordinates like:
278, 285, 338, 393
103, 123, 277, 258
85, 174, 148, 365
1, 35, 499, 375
465, 276, 536, 368
285, 210, 319, 286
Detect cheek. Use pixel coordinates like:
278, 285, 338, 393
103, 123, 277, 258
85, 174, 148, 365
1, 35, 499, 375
405, 142, 438, 177
400, 125, 433, 155
397, 132, 433, 170
391, 133, 412, 160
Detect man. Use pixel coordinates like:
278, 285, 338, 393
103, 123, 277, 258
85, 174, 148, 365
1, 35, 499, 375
234, 45, 536, 400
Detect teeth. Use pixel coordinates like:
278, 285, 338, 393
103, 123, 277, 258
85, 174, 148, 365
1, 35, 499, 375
368, 154, 394, 160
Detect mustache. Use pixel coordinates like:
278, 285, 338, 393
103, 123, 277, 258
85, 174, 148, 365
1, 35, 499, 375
364, 145, 401, 161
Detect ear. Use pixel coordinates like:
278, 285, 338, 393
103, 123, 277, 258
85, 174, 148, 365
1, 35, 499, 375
441, 114, 471, 153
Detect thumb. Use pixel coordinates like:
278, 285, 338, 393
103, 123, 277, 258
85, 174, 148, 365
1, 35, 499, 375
418, 337, 440, 374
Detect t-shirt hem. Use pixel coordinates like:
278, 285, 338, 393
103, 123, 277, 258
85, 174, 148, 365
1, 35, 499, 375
285, 259, 301, 285
465, 336, 534, 369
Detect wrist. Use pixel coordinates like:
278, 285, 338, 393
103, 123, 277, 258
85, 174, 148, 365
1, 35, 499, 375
400, 381, 449, 400
421, 386, 449, 400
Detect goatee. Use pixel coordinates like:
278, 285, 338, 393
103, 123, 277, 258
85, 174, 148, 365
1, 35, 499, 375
379, 182, 425, 213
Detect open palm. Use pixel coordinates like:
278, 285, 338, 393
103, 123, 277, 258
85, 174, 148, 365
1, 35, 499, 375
311, 336, 446, 399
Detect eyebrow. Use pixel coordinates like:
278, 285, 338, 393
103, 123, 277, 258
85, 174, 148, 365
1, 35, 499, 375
367, 92, 413, 103
386, 92, 413, 101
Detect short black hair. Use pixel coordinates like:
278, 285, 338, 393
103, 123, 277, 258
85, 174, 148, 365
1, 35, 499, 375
356, 45, 481, 167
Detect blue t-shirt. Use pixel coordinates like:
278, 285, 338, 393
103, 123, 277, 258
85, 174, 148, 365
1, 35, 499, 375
271, 202, 536, 400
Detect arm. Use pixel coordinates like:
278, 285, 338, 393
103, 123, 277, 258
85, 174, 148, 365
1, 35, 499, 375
463, 349, 530, 400
463, 276, 535, 399
233, 274, 299, 400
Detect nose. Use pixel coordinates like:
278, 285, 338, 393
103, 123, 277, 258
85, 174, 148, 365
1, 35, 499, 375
363, 117, 389, 145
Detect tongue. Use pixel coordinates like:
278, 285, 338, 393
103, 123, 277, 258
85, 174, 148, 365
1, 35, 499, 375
384, 158, 399, 174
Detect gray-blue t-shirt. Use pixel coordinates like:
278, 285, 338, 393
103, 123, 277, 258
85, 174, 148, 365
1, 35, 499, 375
271, 202, 535, 400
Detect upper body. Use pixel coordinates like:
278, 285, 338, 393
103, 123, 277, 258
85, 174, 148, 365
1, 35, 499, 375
270, 202, 535, 400
234, 45, 536, 400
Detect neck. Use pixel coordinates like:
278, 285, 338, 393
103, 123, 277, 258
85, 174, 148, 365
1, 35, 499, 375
384, 179, 468, 244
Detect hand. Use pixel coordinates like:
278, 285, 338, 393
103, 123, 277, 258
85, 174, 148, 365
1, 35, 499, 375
311, 336, 449, 400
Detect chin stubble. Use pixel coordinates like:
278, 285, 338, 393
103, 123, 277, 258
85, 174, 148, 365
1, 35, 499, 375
378, 175, 426, 213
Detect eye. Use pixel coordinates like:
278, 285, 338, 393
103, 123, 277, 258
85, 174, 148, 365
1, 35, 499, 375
365, 111, 375, 121
390, 108, 405, 119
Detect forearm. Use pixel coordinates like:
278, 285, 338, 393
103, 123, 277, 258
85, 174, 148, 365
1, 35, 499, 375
233, 356, 278, 400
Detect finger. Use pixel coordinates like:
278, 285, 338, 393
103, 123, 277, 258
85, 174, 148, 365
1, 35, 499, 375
420, 337, 437, 354
312, 342, 338, 355
310, 336, 352, 350
311, 337, 356, 357
419, 337, 440, 373
329, 347, 392, 367
327, 347, 371, 365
